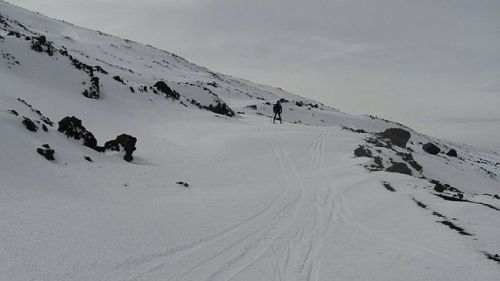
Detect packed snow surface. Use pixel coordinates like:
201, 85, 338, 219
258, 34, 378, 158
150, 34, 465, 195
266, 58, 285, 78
1, 1, 499, 280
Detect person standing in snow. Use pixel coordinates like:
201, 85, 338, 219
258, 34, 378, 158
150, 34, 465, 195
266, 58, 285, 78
273, 100, 283, 124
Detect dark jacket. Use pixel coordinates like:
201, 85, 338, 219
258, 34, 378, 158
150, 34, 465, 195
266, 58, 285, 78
273, 103, 282, 114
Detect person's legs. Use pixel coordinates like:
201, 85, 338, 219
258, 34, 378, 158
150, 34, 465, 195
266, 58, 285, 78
273, 113, 277, 123
278, 113, 282, 124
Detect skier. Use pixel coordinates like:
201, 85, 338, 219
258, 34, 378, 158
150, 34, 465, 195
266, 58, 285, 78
273, 100, 282, 124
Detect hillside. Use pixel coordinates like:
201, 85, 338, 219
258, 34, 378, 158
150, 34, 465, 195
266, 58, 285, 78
1, 1, 499, 280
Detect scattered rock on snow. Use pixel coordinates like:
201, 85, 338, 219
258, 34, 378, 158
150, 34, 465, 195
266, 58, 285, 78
22, 117, 38, 132
177, 181, 189, 187
342, 126, 367, 134
483, 252, 500, 264
30, 35, 55, 56
399, 152, 422, 172
372, 156, 384, 170
438, 220, 473, 236
82, 77, 100, 99
354, 146, 372, 157
386, 162, 412, 175
113, 75, 124, 83
37, 144, 55, 161
153, 81, 180, 100
381, 181, 396, 192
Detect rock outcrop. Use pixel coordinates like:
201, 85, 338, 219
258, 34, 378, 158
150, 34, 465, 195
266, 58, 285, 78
423, 143, 441, 155
381, 128, 411, 148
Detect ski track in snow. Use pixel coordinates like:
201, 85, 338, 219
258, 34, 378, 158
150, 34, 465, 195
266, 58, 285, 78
112, 129, 349, 281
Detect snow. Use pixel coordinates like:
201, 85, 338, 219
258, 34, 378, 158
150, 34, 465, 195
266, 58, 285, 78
1, 1, 499, 280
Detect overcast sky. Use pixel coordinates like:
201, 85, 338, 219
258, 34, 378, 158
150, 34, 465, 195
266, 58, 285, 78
8, 0, 500, 152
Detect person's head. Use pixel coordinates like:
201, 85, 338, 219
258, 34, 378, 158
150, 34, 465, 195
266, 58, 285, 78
276, 100, 281, 104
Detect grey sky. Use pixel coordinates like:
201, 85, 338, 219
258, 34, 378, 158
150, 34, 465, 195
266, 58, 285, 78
8, 0, 500, 152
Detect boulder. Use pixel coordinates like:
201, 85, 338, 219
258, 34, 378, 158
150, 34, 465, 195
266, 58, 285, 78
434, 183, 446, 192
386, 162, 412, 175
208, 102, 235, 117
354, 146, 372, 157
381, 128, 411, 148
423, 142, 441, 155
446, 149, 458, 157
104, 134, 137, 162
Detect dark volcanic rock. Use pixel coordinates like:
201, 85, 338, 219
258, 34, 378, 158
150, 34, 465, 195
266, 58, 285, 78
386, 162, 412, 175
37, 144, 55, 161
381, 128, 411, 148
9, 109, 18, 116
177, 181, 190, 187
399, 152, 422, 172
30, 36, 55, 56
446, 149, 458, 157
154, 81, 180, 99
104, 134, 137, 162
342, 126, 367, 134
22, 117, 38, 132
373, 156, 384, 170
382, 181, 396, 192
58, 116, 100, 150
423, 142, 441, 155
113, 75, 124, 83
58, 117, 137, 162
82, 77, 100, 99
209, 102, 235, 117
354, 146, 372, 157
434, 183, 446, 192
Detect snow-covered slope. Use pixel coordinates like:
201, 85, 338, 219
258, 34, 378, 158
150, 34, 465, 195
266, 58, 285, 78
1, 1, 499, 280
